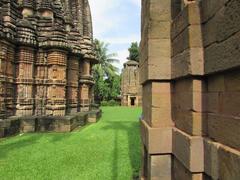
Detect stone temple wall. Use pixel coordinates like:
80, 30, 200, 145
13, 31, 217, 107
140, 0, 240, 179
121, 60, 142, 106
0, 0, 100, 137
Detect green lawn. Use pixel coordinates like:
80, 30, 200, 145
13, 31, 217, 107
0, 107, 142, 180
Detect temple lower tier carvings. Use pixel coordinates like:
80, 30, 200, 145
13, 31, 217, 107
0, 0, 100, 136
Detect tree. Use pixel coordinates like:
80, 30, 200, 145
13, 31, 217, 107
94, 39, 119, 77
93, 39, 120, 102
128, 42, 140, 62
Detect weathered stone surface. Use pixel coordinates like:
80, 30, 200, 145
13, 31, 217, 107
173, 78, 207, 136
204, 139, 220, 179
219, 144, 240, 180
141, 0, 240, 179
207, 113, 240, 150
141, 120, 172, 154
200, 0, 230, 23
87, 109, 102, 123
173, 109, 207, 136
140, 0, 172, 82
148, 155, 172, 180
173, 128, 204, 172
204, 29, 240, 74
173, 157, 204, 180
172, 48, 204, 78
142, 82, 173, 128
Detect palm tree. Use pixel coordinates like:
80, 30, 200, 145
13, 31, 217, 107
93, 39, 119, 102
93, 39, 119, 77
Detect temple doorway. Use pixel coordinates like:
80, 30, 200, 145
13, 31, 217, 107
130, 97, 136, 106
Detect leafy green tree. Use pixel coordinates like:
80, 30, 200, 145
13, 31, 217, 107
93, 39, 120, 102
128, 42, 140, 62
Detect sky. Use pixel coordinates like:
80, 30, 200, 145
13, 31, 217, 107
88, 0, 141, 72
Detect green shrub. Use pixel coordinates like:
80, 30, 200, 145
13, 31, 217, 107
100, 100, 108, 106
100, 100, 120, 106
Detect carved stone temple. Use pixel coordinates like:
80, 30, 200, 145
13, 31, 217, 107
140, 0, 240, 179
121, 60, 142, 107
0, 0, 100, 137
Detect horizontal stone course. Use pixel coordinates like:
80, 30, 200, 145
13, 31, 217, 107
0, 110, 102, 138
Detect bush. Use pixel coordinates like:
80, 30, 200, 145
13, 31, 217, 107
100, 100, 120, 106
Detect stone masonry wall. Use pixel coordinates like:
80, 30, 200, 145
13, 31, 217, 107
140, 0, 240, 179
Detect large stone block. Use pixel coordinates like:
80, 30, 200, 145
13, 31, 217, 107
202, 0, 240, 47
173, 90, 206, 113
172, 48, 204, 78
224, 70, 240, 92
173, 109, 207, 136
172, 2, 201, 39
172, 79, 207, 135
207, 75, 225, 92
148, 155, 172, 180
173, 157, 204, 180
207, 92, 221, 114
216, 0, 240, 42
172, 27, 189, 56
149, 21, 171, 39
219, 144, 240, 180
204, 30, 240, 74
172, 24, 202, 57
171, 5, 188, 40
207, 113, 240, 150
200, 0, 229, 23
173, 128, 204, 172
21, 117, 37, 133
141, 120, 172, 154
149, 0, 172, 21
222, 92, 240, 117
204, 139, 220, 179
142, 82, 173, 128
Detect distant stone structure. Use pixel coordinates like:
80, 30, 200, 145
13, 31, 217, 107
140, 0, 240, 179
121, 60, 142, 107
0, 0, 100, 137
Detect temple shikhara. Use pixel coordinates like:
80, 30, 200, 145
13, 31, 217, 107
0, 0, 100, 137
121, 60, 142, 107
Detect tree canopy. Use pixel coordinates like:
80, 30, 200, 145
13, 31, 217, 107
128, 42, 140, 62
93, 39, 121, 102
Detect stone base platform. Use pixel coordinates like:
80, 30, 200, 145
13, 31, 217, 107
0, 109, 102, 138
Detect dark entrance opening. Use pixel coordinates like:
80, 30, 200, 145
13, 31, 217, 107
130, 97, 136, 106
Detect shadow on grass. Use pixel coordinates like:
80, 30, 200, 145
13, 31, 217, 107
101, 121, 141, 180
0, 135, 43, 159
0, 132, 73, 159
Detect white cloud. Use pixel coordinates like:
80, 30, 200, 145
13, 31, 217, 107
113, 49, 129, 72
130, 0, 141, 8
89, 0, 122, 37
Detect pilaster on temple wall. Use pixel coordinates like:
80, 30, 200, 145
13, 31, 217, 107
35, 49, 48, 116
66, 55, 80, 114
79, 58, 94, 112
46, 49, 67, 116
15, 46, 35, 116
0, 41, 15, 118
